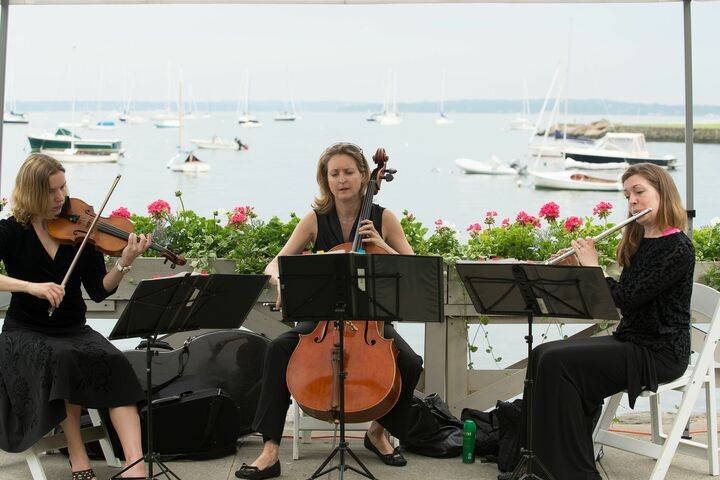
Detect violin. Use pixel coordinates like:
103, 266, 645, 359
46, 196, 186, 267
285, 148, 401, 423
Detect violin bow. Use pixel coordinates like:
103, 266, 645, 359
49, 174, 122, 315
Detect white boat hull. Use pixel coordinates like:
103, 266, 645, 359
530, 170, 622, 191
564, 157, 628, 171
155, 120, 180, 128
191, 138, 241, 150
454, 157, 517, 175
166, 152, 210, 172
43, 148, 120, 163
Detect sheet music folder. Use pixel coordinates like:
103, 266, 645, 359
109, 273, 269, 340
455, 261, 619, 321
279, 253, 444, 323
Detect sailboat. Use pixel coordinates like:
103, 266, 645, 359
118, 73, 145, 124
237, 70, 262, 128
435, 70, 453, 125
375, 70, 401, 126
274, 77, 300, 122
509, 79, 535, 131
3, 72, 29, 124
166, 80, 209, 173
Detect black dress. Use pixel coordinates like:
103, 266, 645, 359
252, 204, 424, 444
0, 216, 144, 453
524, 232, 694, 480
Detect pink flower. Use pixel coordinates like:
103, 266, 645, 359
484, 211, 498, 226
466, 223, 483, 233
434, 219, 444, 227
110, 207, 131, 219
501, 218, 510, 228
539, 201, 560, 222
564, 216, 583, 232
233, 205, 256, 218
516, 211, 541, 228
593, 201, 613, 219
230, 212, 248, 225
147, 199, 171, 219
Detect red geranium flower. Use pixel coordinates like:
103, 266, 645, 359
110, 207, 131, 219
229, 212, 248, 225
147, 199, 171, 219
564, 216, 583, 232
593, 201, 613, 219
539, 202, 560, 222
466, 223, 482, 233
516, 211, 541, 228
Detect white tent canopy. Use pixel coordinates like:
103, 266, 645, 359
0, 0, 709, 229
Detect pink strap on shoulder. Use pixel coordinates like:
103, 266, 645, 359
661, 227, 681, 236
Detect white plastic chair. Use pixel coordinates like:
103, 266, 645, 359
23, 408, 121, 480
593, 282, 720, 480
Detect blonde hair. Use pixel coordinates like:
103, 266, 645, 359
312, 143, 370, 214
617, 163, 687, 267
11, 153, 66, 225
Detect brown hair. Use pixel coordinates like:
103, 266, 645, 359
312, 143, 370, 214
11, 153, 66, 225
616, 163, 687, 267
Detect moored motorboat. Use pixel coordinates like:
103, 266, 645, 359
191, 136, 247, 151
530, 170, 622, 191
455, 156, 518, 175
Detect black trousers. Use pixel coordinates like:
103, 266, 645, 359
524, 335, 687, 480
252, 321, 423, 445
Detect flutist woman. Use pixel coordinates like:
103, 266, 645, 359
526, 163, 694, 480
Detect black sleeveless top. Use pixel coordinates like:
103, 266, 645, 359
313, 204, 385, 252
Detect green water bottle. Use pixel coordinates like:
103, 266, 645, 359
462, 419, 477, 464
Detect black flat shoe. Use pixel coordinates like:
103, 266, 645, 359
235, 460, 281, 479
363, 434, 407, 467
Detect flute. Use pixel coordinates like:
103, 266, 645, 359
545, 207, 652, 265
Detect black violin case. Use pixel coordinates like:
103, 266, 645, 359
107, 329, 270, 459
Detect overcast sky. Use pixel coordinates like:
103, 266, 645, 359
4, 2, 720, 105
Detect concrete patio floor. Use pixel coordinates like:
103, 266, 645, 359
0, 423, 717, 480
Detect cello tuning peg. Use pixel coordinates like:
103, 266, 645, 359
384, 174, 395, 182
386, 168, 397, 174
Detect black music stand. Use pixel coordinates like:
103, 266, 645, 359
280, 253, 443, 480
454, 261, 619, 480
108, 272, 269, 480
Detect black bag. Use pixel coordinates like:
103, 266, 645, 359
401, 393, 464, 458
495, 399, 524, 473
139, 387, 240, 459
461, 407, 500, 458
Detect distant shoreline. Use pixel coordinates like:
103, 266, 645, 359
8, 99, 720, 117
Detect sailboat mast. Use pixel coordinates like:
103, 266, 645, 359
178, 80, 183, 151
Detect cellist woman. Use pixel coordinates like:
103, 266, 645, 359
236, 142, 423, 480
0, 154, 153, 480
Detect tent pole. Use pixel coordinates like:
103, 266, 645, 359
0, 0, 8, 209
683, 0, 694, 232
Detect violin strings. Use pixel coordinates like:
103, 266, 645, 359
78, 215, 170, 255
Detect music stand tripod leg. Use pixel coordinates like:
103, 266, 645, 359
306, 319, 376, 480
509, 310, 556, 480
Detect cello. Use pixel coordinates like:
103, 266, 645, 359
285, 148, 401, 424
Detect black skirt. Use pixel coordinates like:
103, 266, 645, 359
0, 325, 144, 453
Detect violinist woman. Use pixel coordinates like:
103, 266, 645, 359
0, 154, 152, 480
235, 142, 423, 480
525, 163, 693, 480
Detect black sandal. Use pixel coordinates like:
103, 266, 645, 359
71, 469, 96, 480
363, 434, 407, 467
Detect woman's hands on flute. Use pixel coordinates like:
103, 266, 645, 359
570, 237, 599, 266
